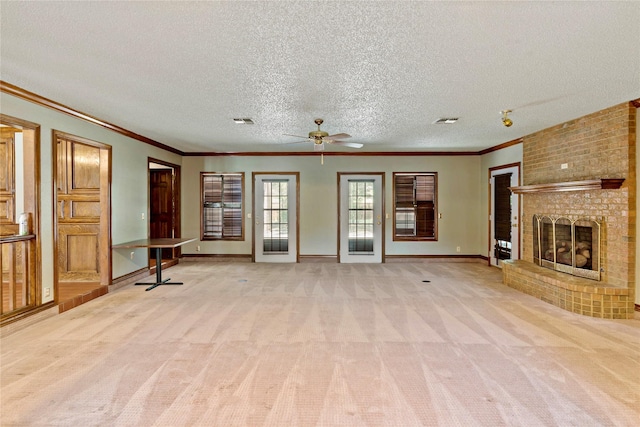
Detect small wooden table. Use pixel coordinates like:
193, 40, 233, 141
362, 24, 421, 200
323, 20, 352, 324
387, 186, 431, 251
113, 237, 196, 291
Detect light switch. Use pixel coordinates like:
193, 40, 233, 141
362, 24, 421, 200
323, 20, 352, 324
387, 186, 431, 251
247, 213, 252, 219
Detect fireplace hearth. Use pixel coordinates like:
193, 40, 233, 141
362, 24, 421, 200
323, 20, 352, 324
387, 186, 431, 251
532, 215, 600, 281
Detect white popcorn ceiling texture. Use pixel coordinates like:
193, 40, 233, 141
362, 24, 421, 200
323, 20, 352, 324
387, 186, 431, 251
1, 1, 639, 153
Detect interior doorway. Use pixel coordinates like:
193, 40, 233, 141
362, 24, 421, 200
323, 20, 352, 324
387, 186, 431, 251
148, 158, 181, 269
489, 163, 520, 267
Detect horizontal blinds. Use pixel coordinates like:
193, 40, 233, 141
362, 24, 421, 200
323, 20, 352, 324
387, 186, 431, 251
202, 174, 242, 239
395, 175, 414, 208
394, 173, 436, 239
415, 175, 435, 203
223, 175, 242, 237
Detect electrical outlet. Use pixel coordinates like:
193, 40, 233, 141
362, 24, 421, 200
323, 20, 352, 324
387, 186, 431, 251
561, 163, 568, 169
141, 212, 145, 220
456, 246, 461, 253
196, 245, 201, 252
44, 287, 51, 297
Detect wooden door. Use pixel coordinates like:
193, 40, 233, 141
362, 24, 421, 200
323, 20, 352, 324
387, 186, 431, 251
55, 134, 110, 283
0, 129, 15, 228
150, 169, 174, 259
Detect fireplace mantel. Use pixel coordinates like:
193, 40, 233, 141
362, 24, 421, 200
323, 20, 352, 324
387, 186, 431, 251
509, 178, 624, 194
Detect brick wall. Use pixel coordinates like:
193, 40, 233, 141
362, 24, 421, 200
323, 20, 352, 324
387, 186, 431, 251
521, 102, 636, 289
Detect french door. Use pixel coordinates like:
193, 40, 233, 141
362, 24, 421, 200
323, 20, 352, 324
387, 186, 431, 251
338, 173, 384, 263
253, 173, 299, 263
490, 164, 520, 267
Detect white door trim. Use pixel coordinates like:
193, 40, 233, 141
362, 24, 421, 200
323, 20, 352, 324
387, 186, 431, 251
489, 164, 520, 267
253, 172, 299, 263
338, 172, 384, 263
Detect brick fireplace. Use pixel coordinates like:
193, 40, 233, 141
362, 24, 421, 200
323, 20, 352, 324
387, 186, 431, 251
502, 102, 636, 319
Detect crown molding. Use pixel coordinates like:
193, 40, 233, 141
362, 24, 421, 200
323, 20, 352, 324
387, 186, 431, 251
182, 150, 479, 157
2, 81, 527, 157
0, 81, 184, 156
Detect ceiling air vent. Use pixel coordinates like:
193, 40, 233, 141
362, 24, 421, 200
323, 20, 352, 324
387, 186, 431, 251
433, 118, 459, 124
233, 118, 254, 124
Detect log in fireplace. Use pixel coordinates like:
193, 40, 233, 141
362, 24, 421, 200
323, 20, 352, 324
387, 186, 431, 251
532, 215, 601, 281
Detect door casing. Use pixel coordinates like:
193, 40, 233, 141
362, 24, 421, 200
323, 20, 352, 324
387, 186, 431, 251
149, 158, 181, 260
52, 131, 111, 293
252, 172, 300, 263
489, 163, 520, 267
337, 172, 385, 263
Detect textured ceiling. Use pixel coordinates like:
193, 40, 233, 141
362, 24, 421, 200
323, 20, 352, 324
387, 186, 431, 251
1, 1, 639, 153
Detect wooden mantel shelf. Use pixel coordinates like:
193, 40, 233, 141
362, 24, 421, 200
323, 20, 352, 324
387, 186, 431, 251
509, 178, 625, 194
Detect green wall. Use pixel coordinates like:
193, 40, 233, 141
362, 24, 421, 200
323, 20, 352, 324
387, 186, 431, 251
2, 90, 528, 305
181, 154, 485, 257
1, 92, 182, 302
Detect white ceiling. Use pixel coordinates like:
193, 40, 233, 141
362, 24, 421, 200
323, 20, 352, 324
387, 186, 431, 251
1, 1, 639, 154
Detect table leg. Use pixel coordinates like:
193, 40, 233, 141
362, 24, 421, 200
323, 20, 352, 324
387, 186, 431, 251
135, 247, 183, 291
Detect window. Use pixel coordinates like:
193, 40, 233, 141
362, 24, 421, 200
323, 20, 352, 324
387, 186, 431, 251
201, 173, 244, 240
393, 172, 437, 240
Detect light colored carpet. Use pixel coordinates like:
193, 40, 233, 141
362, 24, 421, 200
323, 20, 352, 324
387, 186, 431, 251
1, 260, 639, 426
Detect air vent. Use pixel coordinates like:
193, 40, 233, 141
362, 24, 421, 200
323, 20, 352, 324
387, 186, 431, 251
433, 118, 459, 124
233, 118, 254, 124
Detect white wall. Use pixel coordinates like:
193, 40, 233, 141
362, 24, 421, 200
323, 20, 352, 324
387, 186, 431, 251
181, 154, 483, 257
1, 92, 182, 301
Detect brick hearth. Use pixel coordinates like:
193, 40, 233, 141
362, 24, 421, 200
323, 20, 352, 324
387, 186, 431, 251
503, 260, 633, 318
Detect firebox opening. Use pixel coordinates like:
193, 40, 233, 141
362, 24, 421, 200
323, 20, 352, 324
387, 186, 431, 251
533, 215, 600, 281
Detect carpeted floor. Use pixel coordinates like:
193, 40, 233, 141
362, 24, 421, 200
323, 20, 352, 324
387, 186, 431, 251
1, 260, 639, 426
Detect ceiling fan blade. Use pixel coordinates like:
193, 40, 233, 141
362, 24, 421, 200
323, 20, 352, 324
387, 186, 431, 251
326, 133, 351, 139
283, 133, 310, 139
326, 140, 363, 148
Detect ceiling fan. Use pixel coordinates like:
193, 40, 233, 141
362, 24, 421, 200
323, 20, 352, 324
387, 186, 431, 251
284, 118, 363, 152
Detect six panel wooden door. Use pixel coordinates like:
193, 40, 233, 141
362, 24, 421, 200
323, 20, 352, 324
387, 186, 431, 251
56, 135, 110, 283
150, 168, 174, 259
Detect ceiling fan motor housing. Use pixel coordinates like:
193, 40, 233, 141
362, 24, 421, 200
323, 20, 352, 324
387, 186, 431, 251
309, 118, 328, 143
309, 130, 329, 142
